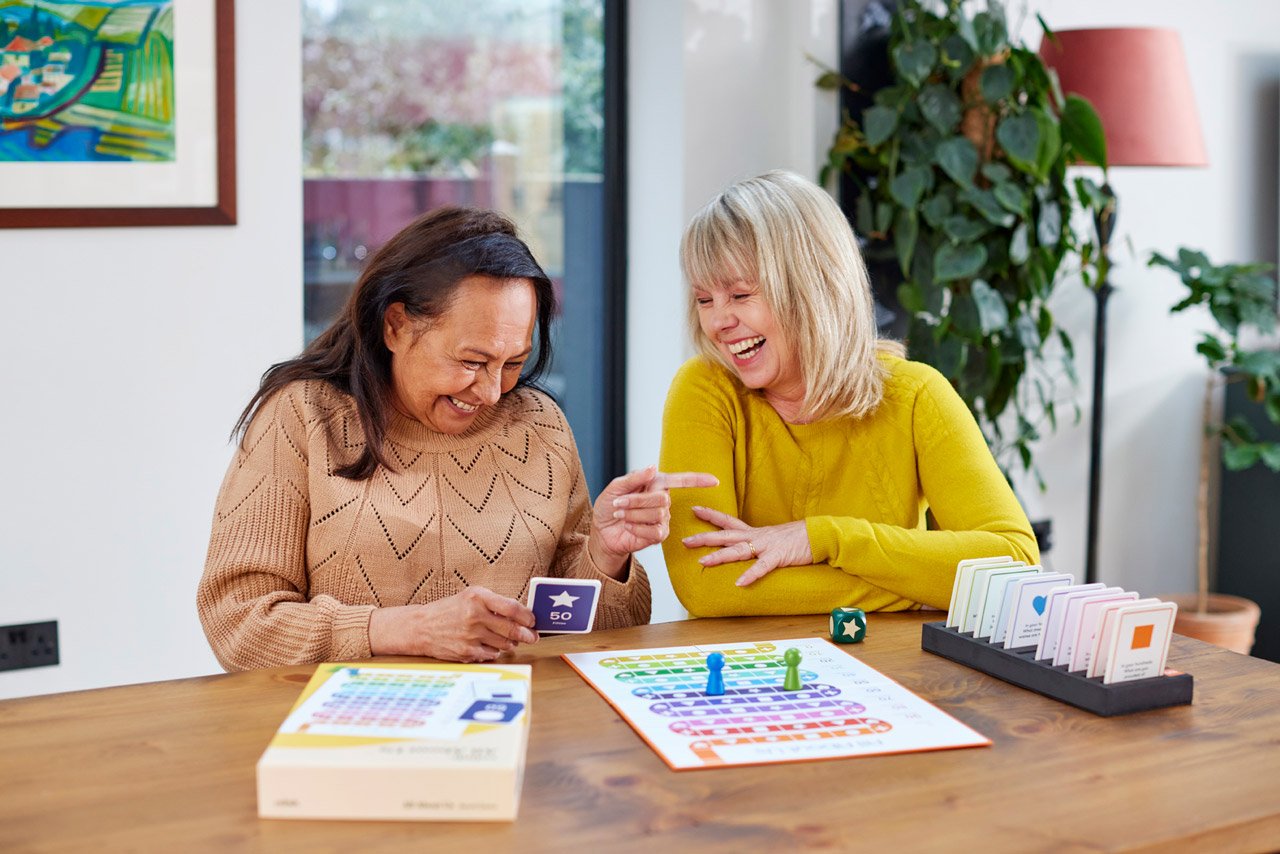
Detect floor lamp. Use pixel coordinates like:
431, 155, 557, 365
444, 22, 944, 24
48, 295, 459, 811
1039, 29, 1208, 584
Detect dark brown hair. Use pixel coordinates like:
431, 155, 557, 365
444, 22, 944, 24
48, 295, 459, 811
235, 206, 555, 479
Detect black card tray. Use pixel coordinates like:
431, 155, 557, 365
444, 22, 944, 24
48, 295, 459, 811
921, 621, 1193, 717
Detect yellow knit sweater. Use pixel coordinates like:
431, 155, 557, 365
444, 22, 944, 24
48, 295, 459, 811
659, 355, 1037, 616
198, 380, 649, 670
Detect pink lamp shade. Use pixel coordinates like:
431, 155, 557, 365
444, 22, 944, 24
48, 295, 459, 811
1039, 28, 1208, 167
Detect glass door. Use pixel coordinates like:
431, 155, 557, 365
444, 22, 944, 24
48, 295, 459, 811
302, 0, 623, 494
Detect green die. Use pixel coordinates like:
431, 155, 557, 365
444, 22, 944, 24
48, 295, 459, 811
830, 607, 866, 643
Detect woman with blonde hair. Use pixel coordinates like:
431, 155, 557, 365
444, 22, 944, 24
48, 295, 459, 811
660, 170, 1037, 617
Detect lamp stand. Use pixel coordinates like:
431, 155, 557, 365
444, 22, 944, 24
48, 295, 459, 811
1085, 184, 1118, 585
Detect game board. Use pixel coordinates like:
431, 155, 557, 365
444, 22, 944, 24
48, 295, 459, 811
563, 638, 989, 770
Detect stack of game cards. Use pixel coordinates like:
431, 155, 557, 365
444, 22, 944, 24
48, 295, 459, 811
922, 557, 1193, 716
944, 557, 1179, 683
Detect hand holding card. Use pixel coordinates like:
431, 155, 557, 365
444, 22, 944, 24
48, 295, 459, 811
527, 577, 602, 634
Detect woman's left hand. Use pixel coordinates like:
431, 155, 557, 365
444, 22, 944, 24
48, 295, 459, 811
681, 506, 814, 586
590, 465, 718, 575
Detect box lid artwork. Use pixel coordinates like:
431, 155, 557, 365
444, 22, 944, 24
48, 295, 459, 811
257, 661, 531, 821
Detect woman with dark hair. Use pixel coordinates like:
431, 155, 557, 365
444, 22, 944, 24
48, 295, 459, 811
198, 206, 713, 668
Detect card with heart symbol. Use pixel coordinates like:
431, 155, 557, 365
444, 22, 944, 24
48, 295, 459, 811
1003, 572, 1075, 649
527, 577, 602, 634
991, 571, 1051, 646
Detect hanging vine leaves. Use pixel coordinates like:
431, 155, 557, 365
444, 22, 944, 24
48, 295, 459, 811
1009, 222, 1030, 264
893, 40, 937, 88
894, 208, 919, 275
935, 137, 979, 186
980, 64, 1014, 103
1062, 94, 1108, 168
820, 0, 1108, 485
935, 243, 987, 282
996, 113, 1040, 173
862, 105, 899, 147
890, 166, 932, 207
919, 84, 963, 132
971, 279, 1010, 333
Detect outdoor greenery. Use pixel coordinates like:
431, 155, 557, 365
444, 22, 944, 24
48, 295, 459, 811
562, 0, 605, 175
392, 119, 494, 175
819, 0, 1109, 487
1150, 248, 1280, 472
302, 0, 604, 178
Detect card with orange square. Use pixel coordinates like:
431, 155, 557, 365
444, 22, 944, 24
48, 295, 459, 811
1102, 601, 1178, 684
1089, 598, 1161, 679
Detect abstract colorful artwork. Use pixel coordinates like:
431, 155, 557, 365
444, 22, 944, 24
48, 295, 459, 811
0, 0, 234, 228
0, 0, 174, 162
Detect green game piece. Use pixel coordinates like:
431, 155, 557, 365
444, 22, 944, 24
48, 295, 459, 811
830, 607, 867, 643
782, 648, 802, 690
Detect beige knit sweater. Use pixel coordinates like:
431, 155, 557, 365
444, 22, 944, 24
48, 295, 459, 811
197, 380, 650, 670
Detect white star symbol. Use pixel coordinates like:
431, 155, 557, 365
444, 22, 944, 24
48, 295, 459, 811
549, 591, 580, 608
842, 617, 863, 639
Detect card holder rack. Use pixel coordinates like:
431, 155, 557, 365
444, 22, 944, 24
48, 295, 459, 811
921, 622, 1193, 717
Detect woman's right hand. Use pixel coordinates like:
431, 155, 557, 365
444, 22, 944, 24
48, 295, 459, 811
368, 587, 538, 662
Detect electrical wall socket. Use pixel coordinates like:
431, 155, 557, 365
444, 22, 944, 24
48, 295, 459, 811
0, 621, 59, 672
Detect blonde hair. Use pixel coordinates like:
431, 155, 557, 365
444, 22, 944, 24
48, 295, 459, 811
680, 170, 905, 422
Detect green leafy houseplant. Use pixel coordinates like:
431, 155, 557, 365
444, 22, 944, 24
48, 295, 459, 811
1150, 249, 1280, 473
1149, 249, 1277, 642
818, 0, 1108, 488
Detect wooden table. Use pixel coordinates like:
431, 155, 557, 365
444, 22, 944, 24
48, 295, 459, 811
3, 613, 1279, 853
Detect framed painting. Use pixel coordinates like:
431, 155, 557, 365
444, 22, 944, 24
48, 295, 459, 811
0, 0, 235, 227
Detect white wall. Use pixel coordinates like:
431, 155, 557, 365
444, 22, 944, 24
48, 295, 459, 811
0, 3, 302, 699
629, 0, 839, 622
1014, 1, 1280, 597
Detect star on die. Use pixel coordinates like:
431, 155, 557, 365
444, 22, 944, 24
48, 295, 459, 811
527, 577, 602, 634
830, 607, 866, 643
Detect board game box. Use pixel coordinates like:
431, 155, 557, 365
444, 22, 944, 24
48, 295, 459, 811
564, 637, 988, 770
257, 662, 531, 821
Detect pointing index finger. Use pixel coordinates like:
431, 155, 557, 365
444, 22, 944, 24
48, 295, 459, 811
653, 471, 719, 491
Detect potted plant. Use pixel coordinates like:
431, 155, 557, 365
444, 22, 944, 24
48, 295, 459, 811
817, 0, 1108, 503
1148, 248, 1275, 653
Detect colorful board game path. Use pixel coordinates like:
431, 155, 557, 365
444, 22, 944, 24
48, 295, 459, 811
564, 638, 989, 770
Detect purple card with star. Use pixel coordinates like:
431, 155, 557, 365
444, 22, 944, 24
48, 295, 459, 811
527, 577, 602, 634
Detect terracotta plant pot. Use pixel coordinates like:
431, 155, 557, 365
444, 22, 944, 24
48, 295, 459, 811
1166, 593, 1261, 655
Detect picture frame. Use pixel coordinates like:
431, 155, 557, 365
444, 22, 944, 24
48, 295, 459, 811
0, 0, 235, 228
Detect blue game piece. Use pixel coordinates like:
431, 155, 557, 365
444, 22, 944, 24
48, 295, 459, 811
705, 652, 725, 696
